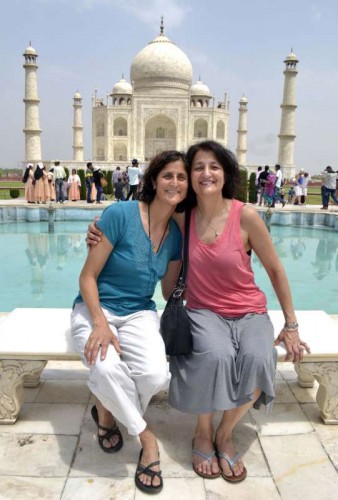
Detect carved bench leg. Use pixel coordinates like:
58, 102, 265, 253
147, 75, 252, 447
0, 360, 47, 424
23, 366, 46, 388
296, 361, 338, 424
294, 362, 315, 388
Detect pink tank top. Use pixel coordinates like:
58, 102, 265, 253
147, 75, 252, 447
186, 199, 267, 317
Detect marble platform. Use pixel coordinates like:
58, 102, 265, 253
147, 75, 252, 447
0, 357, 337, 499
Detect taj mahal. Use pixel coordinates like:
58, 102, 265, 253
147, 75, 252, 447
23, 18, 299, 179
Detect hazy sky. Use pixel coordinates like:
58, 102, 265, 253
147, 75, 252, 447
1, 0, 338, 173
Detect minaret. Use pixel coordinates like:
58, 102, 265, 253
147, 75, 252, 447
23, 43, 42, 162
236, 95, 248, 165
277, 50, 298, 170
72, 91, 84, 161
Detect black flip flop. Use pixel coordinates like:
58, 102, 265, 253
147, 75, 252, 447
91, 405, 123, 454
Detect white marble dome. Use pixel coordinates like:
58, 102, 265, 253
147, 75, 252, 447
24, 45, 37, 55
285, 51, 298, 62
112, 77, 132, 94
190, 79, 211, 96
130, 32, 193, 92
73, 91, 82, 99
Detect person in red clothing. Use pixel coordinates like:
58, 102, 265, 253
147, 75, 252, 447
168, 141, 310, 484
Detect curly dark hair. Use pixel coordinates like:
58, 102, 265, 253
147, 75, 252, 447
185, 140, 241, 207
137, 150, 188, 212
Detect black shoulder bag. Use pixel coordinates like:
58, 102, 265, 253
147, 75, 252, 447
160, 210, 192, 356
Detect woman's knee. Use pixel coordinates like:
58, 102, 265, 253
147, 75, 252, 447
140, 362, 170, 391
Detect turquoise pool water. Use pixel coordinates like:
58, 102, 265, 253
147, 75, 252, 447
1, 221, 337, 313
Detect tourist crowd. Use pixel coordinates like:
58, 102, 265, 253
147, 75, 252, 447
22, 161, 82, 204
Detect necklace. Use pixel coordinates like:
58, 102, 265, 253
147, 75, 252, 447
207, 222, 219, 238
148, 204, 170, 253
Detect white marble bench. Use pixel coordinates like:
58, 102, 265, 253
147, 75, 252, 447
1, 308, 338, 424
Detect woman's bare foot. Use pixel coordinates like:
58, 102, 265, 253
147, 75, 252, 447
138, 429, 161, 489
192, 435, 220, 477
215, 430, 246, 479
95, 400, 121, 449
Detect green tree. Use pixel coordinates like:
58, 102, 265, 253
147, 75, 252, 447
107, 170, 113, 196
248, 172, 257, 203
78, 169, 86, 200
236, 168, 248, 202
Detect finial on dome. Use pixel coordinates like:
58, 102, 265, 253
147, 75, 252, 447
199, 75, 201, 81
122, 73, 124, 79
160, 16, 164, 35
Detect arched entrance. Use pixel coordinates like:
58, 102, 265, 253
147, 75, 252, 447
144, 115, 176, 160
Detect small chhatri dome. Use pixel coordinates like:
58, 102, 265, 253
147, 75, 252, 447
190, 78, 211, 96
24, 43, 37, 55
112, 77, 132, 94
130, 18, 193, 93
285, 49, 298, 62
240, 95, 248, 103
73, 91, 82, 99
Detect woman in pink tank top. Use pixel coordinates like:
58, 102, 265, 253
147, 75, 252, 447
169, 140, 310, 484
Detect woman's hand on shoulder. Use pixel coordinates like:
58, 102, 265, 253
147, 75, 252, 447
274, 327, 311, 363
84, 323, 121, 365
86, 216, 103, 247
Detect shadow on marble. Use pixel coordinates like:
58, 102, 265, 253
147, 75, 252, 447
36, 380, 91, 404
0, 403, 86, 435
287, 379, 318, 403
70, 405, 138, 478
41, 360, 89, 381
0, 433, 77, 476
250, 403, 314, 436
274, 380, 298, 404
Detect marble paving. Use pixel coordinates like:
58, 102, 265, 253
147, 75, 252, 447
0, 360, 337, 499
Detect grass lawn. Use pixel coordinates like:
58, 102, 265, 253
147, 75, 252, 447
0, 181, 25, 199
0, 181, 324, 204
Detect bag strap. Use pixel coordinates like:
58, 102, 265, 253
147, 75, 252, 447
181, 209, 190, 284
173, 209, 190, 298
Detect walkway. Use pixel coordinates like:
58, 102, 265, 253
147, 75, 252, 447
0, 354, 337, 499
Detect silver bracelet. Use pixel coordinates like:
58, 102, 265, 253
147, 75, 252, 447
284, 321, 298, 330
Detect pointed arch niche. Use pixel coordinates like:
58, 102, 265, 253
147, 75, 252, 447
144, 114, 176, 160
216, 120, 225, 139
114, 142, 127, 161
113, 117, 128, 136
194, 118, 208, 138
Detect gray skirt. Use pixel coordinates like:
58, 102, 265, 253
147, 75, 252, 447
169, 309, 277, 414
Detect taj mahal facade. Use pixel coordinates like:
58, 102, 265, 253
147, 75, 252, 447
22, 19, 299, 179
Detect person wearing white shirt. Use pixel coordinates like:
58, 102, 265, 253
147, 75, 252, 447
126, 159, 141, 200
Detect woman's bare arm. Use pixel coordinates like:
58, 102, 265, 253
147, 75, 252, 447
241, 205, 310, 362
80, 235, 121, 364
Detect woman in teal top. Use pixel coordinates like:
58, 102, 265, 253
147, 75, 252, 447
71, 150, 188, 494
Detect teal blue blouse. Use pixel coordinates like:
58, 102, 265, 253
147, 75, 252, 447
73, 201, 182, 316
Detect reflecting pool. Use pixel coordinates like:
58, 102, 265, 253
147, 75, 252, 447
0, 221, 337, 313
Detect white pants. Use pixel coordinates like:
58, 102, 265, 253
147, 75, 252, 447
71, 303, 171, 436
